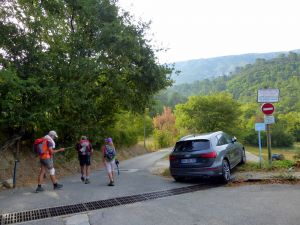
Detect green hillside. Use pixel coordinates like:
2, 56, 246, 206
172, 50, 300, 85
157, 52, 300, 114
154, 52, 300, 147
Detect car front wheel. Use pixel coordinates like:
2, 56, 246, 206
240, 149, 246, 164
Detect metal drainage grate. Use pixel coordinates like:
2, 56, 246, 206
0, 184, 214, 224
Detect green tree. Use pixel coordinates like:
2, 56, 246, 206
278, 112, 300, 142
175, 93, 242, 137
105, 110, 152, 147
0, 0, 172, 145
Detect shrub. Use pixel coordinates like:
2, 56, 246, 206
153, 130, 173, 148
272, 160, 294, 169
271, 129, 295, 147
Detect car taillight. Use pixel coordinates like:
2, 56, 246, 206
199, 151, 217, 158
169, 155, 177, 161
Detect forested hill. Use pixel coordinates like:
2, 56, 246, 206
158, 52, 300, 114
172, 50, 300, 85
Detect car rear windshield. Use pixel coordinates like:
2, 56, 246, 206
173, 139, 210, 152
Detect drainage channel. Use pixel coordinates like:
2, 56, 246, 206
0, 184, 214, 225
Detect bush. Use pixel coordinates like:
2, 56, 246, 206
153, 130, 173, 148
111, 130, 138, 147
271, 127, 295, 147
237, 160, 294, 171
243, 130, 266, 146
243, 126, 294, 147
272, 160, 294, 169
106, 111, 150, 147
293, 150, 300, 160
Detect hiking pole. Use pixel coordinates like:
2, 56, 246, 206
115, 159, 120, 175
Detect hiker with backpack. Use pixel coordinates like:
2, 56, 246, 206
34, 130, 65, 192
76, 136, 93, 184
102, 137, 117, 186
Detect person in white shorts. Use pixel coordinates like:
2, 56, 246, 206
101, 137, 116, 186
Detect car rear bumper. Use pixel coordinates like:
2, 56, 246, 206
170, 166, 223, 178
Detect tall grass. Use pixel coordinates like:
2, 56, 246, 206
245, 143, 300, 161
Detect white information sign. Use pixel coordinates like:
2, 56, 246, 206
264, 115, 275, 124
257, 89, 280, 103
255, 123, 266, 131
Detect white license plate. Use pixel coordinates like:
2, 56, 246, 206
181, 158, 197, 163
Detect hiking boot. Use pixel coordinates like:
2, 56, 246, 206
35, 186, 45, 193
85, 178, 90, 184
81, 176, 85, 182
108, 181, 114, 186
53, 183, 63, 190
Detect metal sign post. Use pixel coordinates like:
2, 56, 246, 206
261, 103, 275, 166
258, 131, 262, 168
255, 123, 265, 168
266, 124, 272, 166
257, 88, 279, 167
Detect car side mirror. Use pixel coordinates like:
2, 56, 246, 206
231, 137, 237, 143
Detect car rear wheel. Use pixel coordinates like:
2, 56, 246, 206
173, 176, 185, 182
221, 159, 231, 183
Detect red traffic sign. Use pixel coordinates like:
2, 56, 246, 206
261, 103, 275, 115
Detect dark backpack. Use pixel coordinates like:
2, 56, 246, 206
33, 138, 48, 156
104, 145, 116, 161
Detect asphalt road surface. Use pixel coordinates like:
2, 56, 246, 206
0, 149, 299, 225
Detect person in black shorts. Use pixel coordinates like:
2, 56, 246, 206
76, 136, 93, 184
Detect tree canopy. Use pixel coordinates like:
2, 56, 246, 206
175, 93, 242, 136
0, 0, 173, 144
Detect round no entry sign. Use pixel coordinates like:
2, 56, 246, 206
261, 103, 275, 115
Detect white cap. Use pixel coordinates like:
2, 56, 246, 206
49, 130, 58, 138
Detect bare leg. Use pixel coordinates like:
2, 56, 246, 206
80, 165, 85, 177
108, 172, 113, 182
86, 165, 90, 178
38, 165, 46, 185
111, 170, 114, 182
50, 175, 57, 184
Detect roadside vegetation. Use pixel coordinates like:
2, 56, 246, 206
1, 1, 300, 188
245, 144, 300, 161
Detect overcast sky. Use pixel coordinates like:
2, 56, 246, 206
117, 0, 300, 63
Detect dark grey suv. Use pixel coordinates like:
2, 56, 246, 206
169, 131, 246, 183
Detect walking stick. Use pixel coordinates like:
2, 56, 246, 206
115, 159, 120, 175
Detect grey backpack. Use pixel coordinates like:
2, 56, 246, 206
104, 145, 116, 161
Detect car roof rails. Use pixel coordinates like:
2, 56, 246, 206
179, 133, 201, 141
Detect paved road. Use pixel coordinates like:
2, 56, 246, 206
12, 184, 300, 225
1, 149, 300, 225
0, 148, 184, 213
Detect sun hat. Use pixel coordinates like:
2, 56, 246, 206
81, 136, 87, 140
49, 130, 58, 138
105, 137, 113, 143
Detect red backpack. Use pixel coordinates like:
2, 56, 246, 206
33, 138, 48, 156
78, 140, 91, 155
